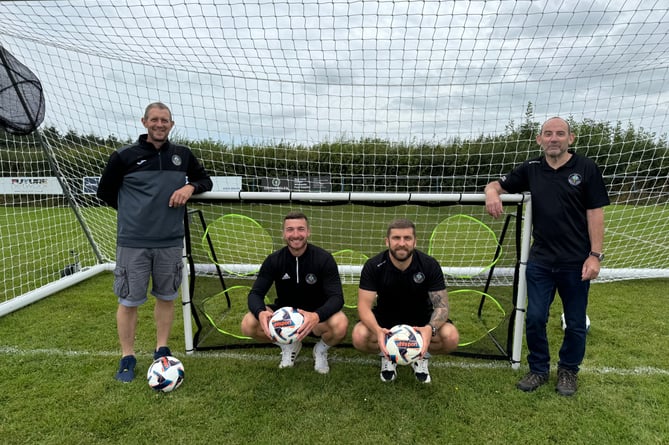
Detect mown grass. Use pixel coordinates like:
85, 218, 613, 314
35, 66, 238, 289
0, 273, 667, 444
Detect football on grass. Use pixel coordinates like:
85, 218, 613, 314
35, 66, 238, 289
269, 306, 304, 344
560, 313, 591, 333
147, 356, 184, 392
385, 324, 424, 365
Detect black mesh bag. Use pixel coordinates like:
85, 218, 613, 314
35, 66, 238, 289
0, 45, 45, 135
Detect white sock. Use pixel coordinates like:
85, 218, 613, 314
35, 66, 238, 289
317, 339, 330, 350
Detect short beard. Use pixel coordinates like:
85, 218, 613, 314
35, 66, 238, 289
390, 248, 413, 262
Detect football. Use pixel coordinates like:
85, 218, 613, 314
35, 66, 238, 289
385, 324, 424, 365
560, 313, 591, 333
147, 356, 185, 392
268, 306, 304, 344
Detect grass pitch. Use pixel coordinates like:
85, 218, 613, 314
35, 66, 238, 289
0, 273, 668, 444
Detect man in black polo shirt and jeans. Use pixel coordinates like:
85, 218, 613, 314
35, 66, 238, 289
484, 116, 609, 396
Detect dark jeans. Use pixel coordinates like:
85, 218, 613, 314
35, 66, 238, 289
525, 262, 590, 374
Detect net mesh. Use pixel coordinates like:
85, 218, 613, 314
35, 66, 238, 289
186, 200, 521, 356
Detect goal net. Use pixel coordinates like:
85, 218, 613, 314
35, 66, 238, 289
1, 1, 668, 359
185, 194, 528, 360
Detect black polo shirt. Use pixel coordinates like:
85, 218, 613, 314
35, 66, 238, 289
498, 151, 610, 266
359, 249, 445, 328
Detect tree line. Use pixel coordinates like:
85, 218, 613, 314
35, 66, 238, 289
1, 107, 667, 197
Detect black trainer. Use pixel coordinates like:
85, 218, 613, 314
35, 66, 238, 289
115, 355, 136, 382
153, 346, 172, 360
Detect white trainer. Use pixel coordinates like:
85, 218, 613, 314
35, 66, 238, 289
312, 341, 330, 374
380, 356, 397, 382
279, 341, 302, 369
411, 357, 431, 383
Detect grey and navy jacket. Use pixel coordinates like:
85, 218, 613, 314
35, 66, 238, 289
97, 134, 213, 248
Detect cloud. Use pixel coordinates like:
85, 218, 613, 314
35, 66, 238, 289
0, 0, 667, 144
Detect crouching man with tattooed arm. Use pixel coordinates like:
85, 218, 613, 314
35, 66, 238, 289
351, 218, 459, 384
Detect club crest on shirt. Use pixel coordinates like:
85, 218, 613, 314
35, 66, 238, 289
171, 154, 182, 166
568, 173, 582, 186
305, 273, 317, 284
413, 272, 425, 284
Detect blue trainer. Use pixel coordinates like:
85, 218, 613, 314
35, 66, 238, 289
153, 346, 172, 360
115, 355, 136, 382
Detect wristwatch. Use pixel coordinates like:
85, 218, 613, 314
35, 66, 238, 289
589, 251, 605, 261
429, 324, 437, 337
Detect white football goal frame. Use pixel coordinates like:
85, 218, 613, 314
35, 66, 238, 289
183, 191, 533, 369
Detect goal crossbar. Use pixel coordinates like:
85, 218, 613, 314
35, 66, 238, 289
193, 191, 529, 204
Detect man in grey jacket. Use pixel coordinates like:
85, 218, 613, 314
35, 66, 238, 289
97, 102, 212, 382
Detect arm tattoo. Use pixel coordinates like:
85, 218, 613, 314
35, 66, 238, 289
428, 289, 450, 328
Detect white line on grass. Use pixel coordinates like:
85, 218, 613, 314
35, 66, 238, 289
1, 345, 668, 376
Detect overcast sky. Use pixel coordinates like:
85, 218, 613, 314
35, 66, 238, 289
1, 0, 668, 144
